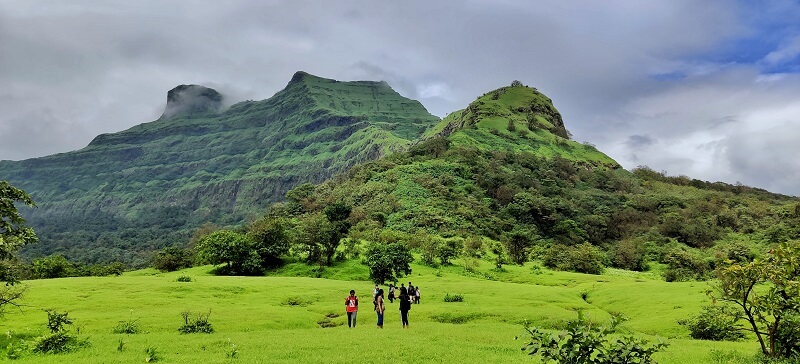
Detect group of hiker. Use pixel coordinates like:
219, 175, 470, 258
344, 282, 421, 329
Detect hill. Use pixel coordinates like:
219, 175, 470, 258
281, 81, 799, 279
0, 72, 439, 264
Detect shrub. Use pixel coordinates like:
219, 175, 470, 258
178, 310, 214, 334
462, 236, 484, 258
610, 240, 648, 271
543, 243, 605, 275
443, 293, 464, 302
33, 310, 87, 354
662, 247, 710, 282
176, 275, 192, 282
33, 331, 83, 354
152, 247, 194, 272
437, 238, 463, 265
679, 305, 745, 341
112, 318, 141, 334
145, 345, 160, 362
519, 312, 667, 364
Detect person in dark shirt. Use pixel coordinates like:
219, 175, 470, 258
399, 291, 411, 328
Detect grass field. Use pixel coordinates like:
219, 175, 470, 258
0, 259, 759, 363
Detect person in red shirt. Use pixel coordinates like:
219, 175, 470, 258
345, 289, 359, 328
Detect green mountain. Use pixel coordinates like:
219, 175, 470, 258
283, 82, 799, 279
0, 71, 439, 264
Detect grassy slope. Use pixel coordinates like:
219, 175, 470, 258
1, 261, 757, 364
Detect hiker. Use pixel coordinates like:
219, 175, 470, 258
375, 288, 385, 328
373, 284, 379, 310
345, 289, 359, 328
388, 284, 395, 303
399, 291, 411, 328
415, 286, 421, 304
408, 285, 416, 304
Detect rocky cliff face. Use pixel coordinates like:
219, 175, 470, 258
160, 84, 223, 119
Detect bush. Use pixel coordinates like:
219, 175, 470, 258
112, 318, 141, 334
679, 305, 745, 341
519, 312, 667, 364
32, 310, 87, 354
610, 240, 648, 271
152, 247, 194, 272
178, 310, 214, 334
443, 293, 464, 302
176, 275, 192, 282
33, 331, 84, 354
543, 243, 605, 275
662, 247, 710, 282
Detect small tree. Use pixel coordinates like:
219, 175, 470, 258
437, 238, 463, 265
711, 241, 800, 359
0, 180, 38, 314
152, 247, 194, 272
322, 202, 352, 265
247, 216, 291, 268
32, 254, 74, 279
364, 242, 413, 284
196, 230, 260, 275
503, 227, 535, 265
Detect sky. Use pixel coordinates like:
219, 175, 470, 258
1, 0, 800, 196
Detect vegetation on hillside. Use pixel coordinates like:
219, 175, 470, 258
0, 72, 439, 265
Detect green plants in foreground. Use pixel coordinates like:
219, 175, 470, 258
176, 274, 193, 282
443, 293, 464, 302
179, 310, 214, 334
145, 345, 160, 362
678, 305, 745, 341
32, 310, 88, 354
518, 311, 667, 364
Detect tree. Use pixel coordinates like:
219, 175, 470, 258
196, 230, 260, 275
364, 242, 413, 284
0, 180, 38, 313
152, 247, 194, 272
503, 227, 536, 265
32, 254, 74, 278
247, 216, 291, 268
322, 202, 352, 265
712, 241, 800, 358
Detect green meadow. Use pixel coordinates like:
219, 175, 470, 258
0, 259, 758, 363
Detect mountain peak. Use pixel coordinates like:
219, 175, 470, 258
160, 84, 223, 119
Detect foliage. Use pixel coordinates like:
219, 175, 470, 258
32, 254, 74, 279
611, 240, 648, 272
678, 305, 745, 341
711, 241, 800, 358
33, 310, 86, 354
503, 227, 536, 265
519, 312, 667, 364
543, 243, 606, 275
176, 274, 193, 282
112, 315, 141, 334
178, 310, 214, 334
0, 181, 37, 314
152, 247, 194, 272
443, 293, 464, 302
246, 216, 291, 268
363, 242, 413, 284
145, 345, 160, 362
196, 230, 261, 275
437, 238, 463, 265
663, 247, 711, 282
